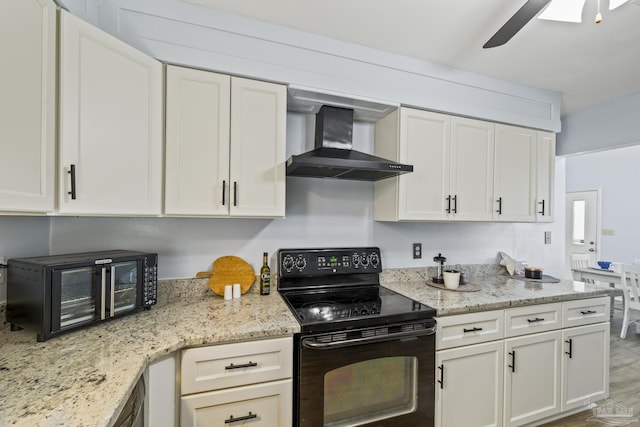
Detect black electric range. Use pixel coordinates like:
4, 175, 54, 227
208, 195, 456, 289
277, 247, 436, 333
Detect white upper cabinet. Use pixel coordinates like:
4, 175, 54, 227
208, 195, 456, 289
164, 66, 286, 218
536, 131, 556, 222
58, 10, 163, 215
450, 117, 495, 221
374, 108, 450, 221
0, 0, 56, 213
165, 66, 231, 216
493, 124, 537, 222
374, 109, 494, 222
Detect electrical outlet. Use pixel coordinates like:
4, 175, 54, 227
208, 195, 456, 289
413, 243, 422, 259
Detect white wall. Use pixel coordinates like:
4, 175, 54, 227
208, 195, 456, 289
46, 115, 566, 280
0, 216, 50, 301
565, 144, 640, 264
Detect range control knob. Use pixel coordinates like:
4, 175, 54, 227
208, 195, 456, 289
369, 252, 380, 268
282, 255, 294, 272
352, 254, 361, 267
295, 256, 307, 270
360, 253, 370, 267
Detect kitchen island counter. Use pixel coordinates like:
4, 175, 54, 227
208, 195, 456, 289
0, 279, 299, 427
381, 268, 611, 316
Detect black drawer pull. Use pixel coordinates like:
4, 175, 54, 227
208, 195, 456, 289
463, 327, 483, 333
225, 412, 257, 424
527, 317, 545, 323
496, 197, 502, 215
225, 361, 258, 370
222, 180, 226, 206
580, 310, 596, 315
538, 199, 546, 215
508, 350, 516, 373
437, 364, 444, 389
452, 195, 458, 214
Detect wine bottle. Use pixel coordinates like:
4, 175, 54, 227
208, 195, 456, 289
260, 252, 271, 295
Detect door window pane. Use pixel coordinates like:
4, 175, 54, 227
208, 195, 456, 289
324, 356, 417, 426
572, 200, 586, 244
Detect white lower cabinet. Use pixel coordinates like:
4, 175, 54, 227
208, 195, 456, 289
504, 331, 562, 426
434, 296, 610, 427
561, 323, 610, 411
180, 337, 293, 427
436, 341, 504, 427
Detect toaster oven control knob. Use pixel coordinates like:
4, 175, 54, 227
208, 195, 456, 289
369, 253, 380, 268
282, 255, 294, 272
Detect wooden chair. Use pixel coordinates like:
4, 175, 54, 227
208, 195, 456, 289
619, 263, 640, 339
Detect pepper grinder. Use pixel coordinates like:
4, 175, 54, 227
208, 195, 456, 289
433, 253, 447, 284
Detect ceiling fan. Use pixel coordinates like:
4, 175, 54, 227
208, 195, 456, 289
483, 0, 633, 48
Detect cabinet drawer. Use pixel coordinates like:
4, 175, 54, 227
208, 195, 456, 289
562, 297, 610, 328
181, 337, 292, 395
504, 303, 562, 337
435, 310, 504, 350
180, 379, 292, 426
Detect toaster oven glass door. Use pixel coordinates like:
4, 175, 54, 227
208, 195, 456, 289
112, 261, 140, 315
53, 266, 102, 330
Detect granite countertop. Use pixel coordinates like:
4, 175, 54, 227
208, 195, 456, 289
0, 278, 300, 427
381, 266, 612, 316
0, 266, 612, 426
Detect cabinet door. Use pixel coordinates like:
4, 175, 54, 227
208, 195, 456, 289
435, 341, 503, 427
0, 0, 55, 213
398, 108, 450, 220
180, 379, 292, 427
504, 331, 562, 427
494, 124, 537, 222
536, 131, 555, 222
229, 77, 286, 217
58, 10, 163, 215
450, 117, 495, 221
165, 66, 231, 216
562, 323, 609, 411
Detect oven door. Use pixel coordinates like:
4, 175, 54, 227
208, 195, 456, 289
297, 320, 436, 427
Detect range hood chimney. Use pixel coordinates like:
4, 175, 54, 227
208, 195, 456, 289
286, 105, 413, 181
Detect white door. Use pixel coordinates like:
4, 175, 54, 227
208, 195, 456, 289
450, 117, 495, 221
0, 0, 56, 213
58, 10, 163, 215
165, 66, 231, 216
566, 190, 600, 266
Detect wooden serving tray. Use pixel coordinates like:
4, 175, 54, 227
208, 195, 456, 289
196, 256, 256, 296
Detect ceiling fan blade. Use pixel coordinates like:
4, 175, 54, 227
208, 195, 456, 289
483, 0, 552, 48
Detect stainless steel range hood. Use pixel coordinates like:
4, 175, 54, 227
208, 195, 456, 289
286, 105, 413, 181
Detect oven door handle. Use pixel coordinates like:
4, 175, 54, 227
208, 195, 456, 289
301, 326, 436, 350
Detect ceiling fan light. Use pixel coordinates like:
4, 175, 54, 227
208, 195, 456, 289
538, 0, 585, 22
595, 11, 603, 22
609, 0, 630, 9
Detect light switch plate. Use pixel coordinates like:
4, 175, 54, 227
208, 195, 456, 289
544, 231, 552, 245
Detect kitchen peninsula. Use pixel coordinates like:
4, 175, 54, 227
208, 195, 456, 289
0, 268, 610, 427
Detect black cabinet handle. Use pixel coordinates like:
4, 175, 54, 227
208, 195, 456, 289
437, 364, 444, 389
580, 310, 596, 315
508, 350, 516, 372
527, 317, 545, 323
463, 327, 483, 333
68, 164, 77, 200
233, 181, 238, 207
565, 338, 573, 359
496, 197, 502, 215
225, 412, 257, 424
538, 199, 546, 215
225, 361, 258, 370
453, 195, 458, 214
222, 180, 226, 206
446, 195, 451, 214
